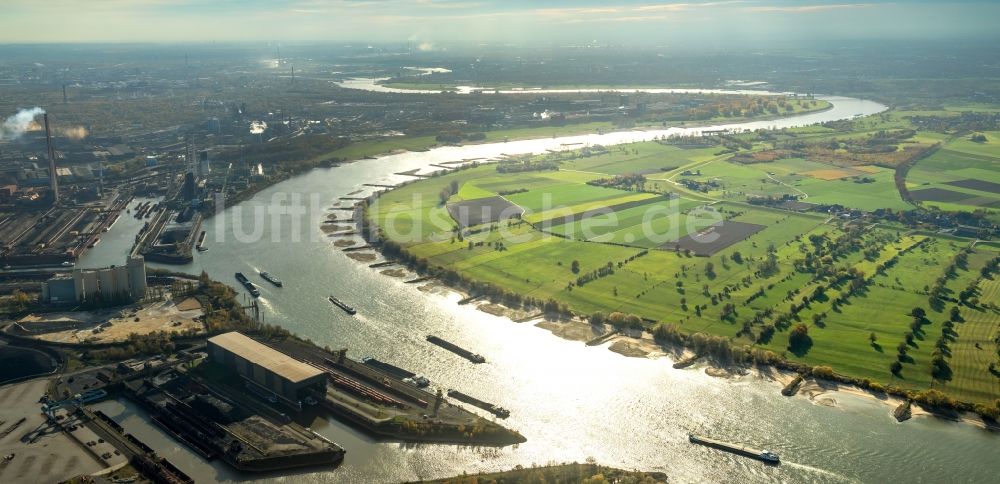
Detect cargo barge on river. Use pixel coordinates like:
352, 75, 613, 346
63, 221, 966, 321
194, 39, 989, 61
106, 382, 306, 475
196, 230, 208, 252
328, 295, 357, 315
426, 335, 486, 363
447, 389, 510, 418
260, 271, 283, 287
688, 433, 780, 463
235, 272, 261, 298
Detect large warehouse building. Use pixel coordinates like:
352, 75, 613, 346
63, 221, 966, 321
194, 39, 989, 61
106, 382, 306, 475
207, 332, 327, 406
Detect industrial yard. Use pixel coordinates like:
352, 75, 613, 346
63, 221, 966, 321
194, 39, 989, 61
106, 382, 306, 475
0, 194, 129, 268
0, 378, 105, 483
0, 324, 523, 483
11, 296, 204, 344
124, 365, 345, 472
268, 337, 523, 445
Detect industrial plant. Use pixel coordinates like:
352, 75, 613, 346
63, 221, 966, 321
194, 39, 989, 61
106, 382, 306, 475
207, 332, 327, 409
41, 255, 147, 305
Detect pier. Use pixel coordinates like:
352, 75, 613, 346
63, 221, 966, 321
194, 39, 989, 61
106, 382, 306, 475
585, 329, 619, 346
672, 354, 702, 369
457, 294, 485, 305
781, 375, 804, 396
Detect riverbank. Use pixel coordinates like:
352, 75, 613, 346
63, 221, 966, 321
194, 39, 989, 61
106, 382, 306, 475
407, 462, 667, 483
334, 236, 951, 428
758, 367, 1000, 430
334, 230, 1000, 433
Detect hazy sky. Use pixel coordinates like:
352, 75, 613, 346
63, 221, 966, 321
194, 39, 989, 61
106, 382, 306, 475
1, 1, 996, 45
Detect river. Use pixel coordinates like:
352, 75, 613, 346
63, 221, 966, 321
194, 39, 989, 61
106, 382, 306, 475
79, 86, 1000, 483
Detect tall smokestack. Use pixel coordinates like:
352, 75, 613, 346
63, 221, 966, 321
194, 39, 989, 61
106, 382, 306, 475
62, 84, 67, 104
44, 113, 59, 204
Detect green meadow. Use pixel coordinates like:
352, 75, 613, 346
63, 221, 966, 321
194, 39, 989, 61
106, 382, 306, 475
368, 107, 1000, 405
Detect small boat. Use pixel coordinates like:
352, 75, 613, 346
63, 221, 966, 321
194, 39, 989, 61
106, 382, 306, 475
329, 295, 356, 315
260, 271, 283, 287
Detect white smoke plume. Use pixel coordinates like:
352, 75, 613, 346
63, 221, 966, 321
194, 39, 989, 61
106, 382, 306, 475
0, 107, 45, 141
250, 121, 267, 135
0, 108, 88, 141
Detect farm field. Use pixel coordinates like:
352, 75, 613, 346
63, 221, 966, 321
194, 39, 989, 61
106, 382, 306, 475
367, 107, 1000, 406
681, 155, 910, 210
905, 131, 1000, 215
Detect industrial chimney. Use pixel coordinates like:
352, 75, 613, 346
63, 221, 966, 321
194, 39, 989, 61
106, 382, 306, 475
44, 113, 59, 204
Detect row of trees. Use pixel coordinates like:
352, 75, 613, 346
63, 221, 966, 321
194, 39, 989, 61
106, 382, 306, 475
586, 173, 648, 191
589, 311, 644, 330
438, 179, 460, 205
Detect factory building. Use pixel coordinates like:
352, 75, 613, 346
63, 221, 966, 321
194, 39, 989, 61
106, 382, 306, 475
207, 332, 327, 405
42, 255, 147, 305
41, 275, 76, 304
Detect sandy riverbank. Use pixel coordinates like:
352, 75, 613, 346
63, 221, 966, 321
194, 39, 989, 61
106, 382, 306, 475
346, 252, 377, 262
534, 316, 996, 430
533, 318, 688, 360
320, 224, 354, 233
753, 367, 948, 421
535, 319, 603, 342
381, 268, 408, 278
